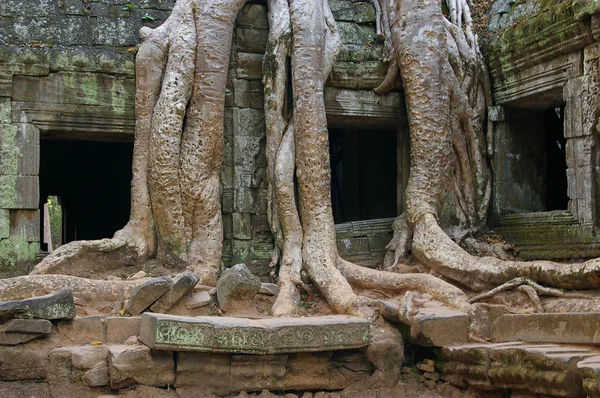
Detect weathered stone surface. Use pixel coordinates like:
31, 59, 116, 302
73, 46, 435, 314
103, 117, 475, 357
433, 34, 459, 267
0, 331, 44, 345
108, 344, 174, 389
83, 365, 110, 387
184, 290, 212, 309
0, 344, 47, 380
442, 342, 592, 397
150, 273, 199, 313
139, 313, 370, 354
236, 52, 264, 80
492, 313, 600, 344
106, 316, 142, 344
0, 286, 75, 320
259, 283, 279, 296
176, 352, 232, 396
229, 354, 287, 392
126, 277, 172, 316
4, 318, 51, 334
56, 316, 105, 345
411, 307, 470, 347
217, 263, 261, 312
577, 356, 600, 398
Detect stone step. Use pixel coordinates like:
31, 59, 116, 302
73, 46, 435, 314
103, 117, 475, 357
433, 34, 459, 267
442, 342, 600, 397
139, 313, 370, 354
491, 313, 600, 345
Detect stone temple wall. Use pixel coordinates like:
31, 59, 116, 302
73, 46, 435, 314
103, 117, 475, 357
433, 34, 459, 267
0, 0, 400, 277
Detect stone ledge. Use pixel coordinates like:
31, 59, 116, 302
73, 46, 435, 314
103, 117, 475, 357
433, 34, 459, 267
139, 313, 370, 354
491, 313, 600, 345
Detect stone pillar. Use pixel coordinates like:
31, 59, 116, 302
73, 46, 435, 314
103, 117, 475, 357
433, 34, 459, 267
0, 77, 41, 277
563, 42, 600, 229
226, 4, 272, 278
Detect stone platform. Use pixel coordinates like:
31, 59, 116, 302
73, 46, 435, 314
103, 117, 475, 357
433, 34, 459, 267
441, 341, 600, 397
139, 313, 370, 354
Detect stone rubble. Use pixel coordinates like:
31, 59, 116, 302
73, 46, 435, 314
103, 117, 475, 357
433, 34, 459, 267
216, 263, 262, 312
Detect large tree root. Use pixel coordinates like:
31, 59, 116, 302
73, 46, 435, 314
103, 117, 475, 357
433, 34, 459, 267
31, 0, 250, 286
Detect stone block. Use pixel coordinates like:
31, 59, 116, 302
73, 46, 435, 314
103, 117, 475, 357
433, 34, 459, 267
217, 263, 261, 313
229, 354, 287, 392
337, 237, 370, 256
15, 123, 39, 176
0, 99, 11, 124
488, 106, 506, 122
126, 276, 173, 315
492, 313, 600, 344
5, 319, 51, 334
10, 209, 40, 242
236, 28, 268, 54
412, 307, 470, 347
139, 313, 370, 354
92, 17, 139, 46
0, 175, 38, 209
233, 79, 264, 109
233, 135, 262, 168
236, 52, 264, 80
337, 22, 376, 45
0, 209, 9, 239
236, 4, 268, 30
0, 345, 47, 380
0, 332, 44, 345
233, 107, 265, 137
0, 124, 18, 176
232, 212, 252, 240
176, 352, 231, 396
108, 344, 174, 389
56, 315, 105, 345
106, 316, 142, 343
0, 286, 75, 320
234, 187, 257, 213
222, 188, 234, 213
58, 15, 93, 45
150, 273, 199, 313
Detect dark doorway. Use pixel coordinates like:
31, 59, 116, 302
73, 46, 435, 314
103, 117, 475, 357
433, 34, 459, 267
329, 128, 397, 223
544, 106, 568, 210
39, 140, 133, 249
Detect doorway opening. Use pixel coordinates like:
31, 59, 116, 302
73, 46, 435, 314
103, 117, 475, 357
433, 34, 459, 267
329, 128, 397, 224
39, 140, 133, 249
544, 106, 568, 211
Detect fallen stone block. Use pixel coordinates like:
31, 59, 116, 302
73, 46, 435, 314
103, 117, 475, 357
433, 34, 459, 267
259, 283, 279, 296
83, 364, 110, 387
4, 319, 51, 334
0, 332, 44, 345
0, 287, 75, 320
150, 273, 199, 313
492, 313, 600, 345
139, 313, 370, 354
217, 263, 261, 312
126, 277, 173, 316
184, 290, 212, 309
108, 344, 174, 389
106, 316, 141, 343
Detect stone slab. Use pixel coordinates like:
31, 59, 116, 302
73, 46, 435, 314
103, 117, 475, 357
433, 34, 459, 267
491, 313, 600, 345
0, 331, 44, 345
150, 273, 199, 313
4, 318, 51, 334
126, 277, 172, 316
139, 313, 370, 354
56, 315, 105, 345
412, 307, 470, 347
0, 286, 75, 320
